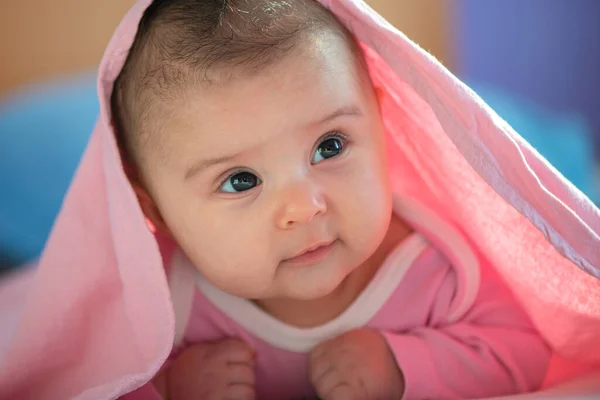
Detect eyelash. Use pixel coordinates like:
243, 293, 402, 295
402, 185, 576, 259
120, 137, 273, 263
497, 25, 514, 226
216, 167, 252, 191
215, 130, 350, 191
318, 131, 350, 147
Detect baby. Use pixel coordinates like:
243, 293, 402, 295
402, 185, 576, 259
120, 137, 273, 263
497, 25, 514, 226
111, 0, 551, 399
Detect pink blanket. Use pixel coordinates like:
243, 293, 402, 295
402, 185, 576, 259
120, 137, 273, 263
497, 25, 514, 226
1, 1, 599, 399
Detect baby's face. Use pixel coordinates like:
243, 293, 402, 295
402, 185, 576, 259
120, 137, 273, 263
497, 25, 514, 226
141, 33, 392, 300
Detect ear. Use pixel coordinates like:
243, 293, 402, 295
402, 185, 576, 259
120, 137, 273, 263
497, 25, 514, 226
123, 161, 172, 237
130, 182, 172, 237
373, 85, 386, 105
112, 116, 173, 237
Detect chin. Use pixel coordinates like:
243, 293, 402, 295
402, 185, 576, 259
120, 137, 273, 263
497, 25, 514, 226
292, 269, 350, 301
305, 283, 340, 300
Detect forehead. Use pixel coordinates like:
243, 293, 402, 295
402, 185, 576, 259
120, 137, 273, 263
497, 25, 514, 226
149, 31, 369, 166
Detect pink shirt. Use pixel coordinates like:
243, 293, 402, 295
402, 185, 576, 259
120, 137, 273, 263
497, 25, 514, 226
126, 202, 551, 400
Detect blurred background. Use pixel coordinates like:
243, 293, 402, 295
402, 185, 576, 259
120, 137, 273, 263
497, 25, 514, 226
0, 0, 598, 271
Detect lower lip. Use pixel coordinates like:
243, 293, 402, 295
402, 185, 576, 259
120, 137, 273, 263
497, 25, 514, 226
285, 241, 336, 265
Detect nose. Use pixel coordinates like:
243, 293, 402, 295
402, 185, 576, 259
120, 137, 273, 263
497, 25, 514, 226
276, 182, 327, 230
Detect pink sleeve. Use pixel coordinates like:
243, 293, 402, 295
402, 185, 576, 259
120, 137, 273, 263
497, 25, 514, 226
383, 257, 551, 400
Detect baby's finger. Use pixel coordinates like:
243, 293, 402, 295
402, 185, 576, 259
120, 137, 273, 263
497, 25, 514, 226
224, 383, 256, 400
321, 381, 355, 400
215, 339, 256, 363
312, 365, 343, 399
311, 334, 348, 365
226, 364, 256, 386
310, 340, 332, 363
309, 356, 332, 386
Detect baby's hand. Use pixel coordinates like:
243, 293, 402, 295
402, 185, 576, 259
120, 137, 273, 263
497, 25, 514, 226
155, 338, 256, 400
309, 329, 405, 400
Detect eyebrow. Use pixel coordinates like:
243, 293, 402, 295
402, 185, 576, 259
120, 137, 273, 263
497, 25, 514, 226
184, 105, 363, 180
185, 153, 238, 180
313, 105, 363, 126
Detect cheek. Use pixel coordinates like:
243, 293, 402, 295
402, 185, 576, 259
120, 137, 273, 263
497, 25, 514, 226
352, 166, 391, 236
331, 145, 392, 248
168, 205, 276, 296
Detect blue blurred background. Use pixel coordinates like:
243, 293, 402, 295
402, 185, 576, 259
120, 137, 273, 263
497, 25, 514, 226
0, 0, 598, 271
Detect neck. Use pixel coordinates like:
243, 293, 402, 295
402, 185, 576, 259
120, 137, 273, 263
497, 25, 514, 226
255, 214, 413, 328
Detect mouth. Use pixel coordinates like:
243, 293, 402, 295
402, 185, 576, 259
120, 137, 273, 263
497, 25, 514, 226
284, 239, 337, 265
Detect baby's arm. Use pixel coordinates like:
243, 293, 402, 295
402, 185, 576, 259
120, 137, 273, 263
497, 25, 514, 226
383, 257, 551, 399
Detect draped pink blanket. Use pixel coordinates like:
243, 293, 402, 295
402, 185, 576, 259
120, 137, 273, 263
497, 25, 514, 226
0, 1, 599, 399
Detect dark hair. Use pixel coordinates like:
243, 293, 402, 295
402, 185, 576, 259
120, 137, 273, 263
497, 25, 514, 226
111, 0, 360, 169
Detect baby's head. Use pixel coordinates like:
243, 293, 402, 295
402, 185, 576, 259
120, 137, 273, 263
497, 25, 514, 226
112, 0, 392, 301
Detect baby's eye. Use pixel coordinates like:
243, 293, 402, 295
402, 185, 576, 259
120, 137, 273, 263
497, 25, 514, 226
219, 171, 262, 193
311, 133, 347, 164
